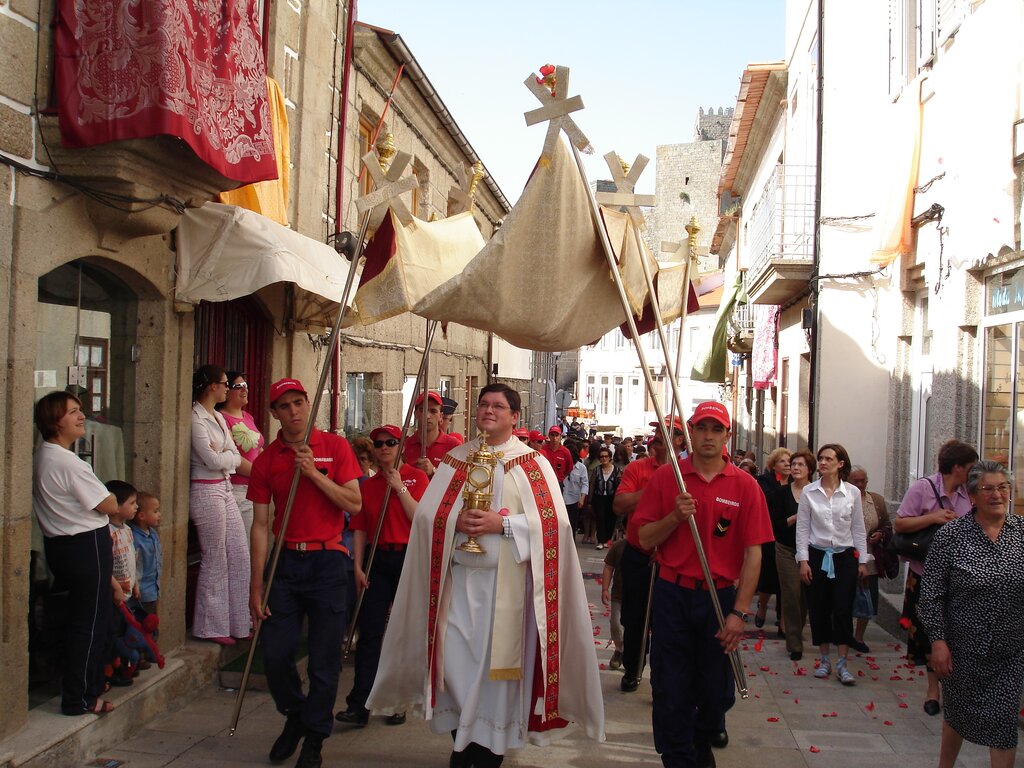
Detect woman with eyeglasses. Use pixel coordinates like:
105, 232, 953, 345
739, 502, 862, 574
894, 439, 978, 716
190, 363, 249, 645
589, 448, 622, 550
217, 371, 264, 541
917, 461, 1024, 768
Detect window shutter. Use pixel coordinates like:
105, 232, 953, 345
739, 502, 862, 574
938, 0, 965, 42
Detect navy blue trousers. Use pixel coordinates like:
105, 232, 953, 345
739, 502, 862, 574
45, 526, 113, 715
262, 549, 347, 738
650, 579, 736, 768
346, 548, 405, 712
620, 542, 653, 680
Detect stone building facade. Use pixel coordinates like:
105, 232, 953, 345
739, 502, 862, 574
0, 2, 512, 761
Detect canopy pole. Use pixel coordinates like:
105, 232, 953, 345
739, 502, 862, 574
229, 209, 372, 735
568, 142, 748, 699
344, 320, 439, 662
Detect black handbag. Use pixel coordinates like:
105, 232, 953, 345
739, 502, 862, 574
888, 478, 945, 562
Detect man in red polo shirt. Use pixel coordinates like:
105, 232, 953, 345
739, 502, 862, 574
247, 378, 362, 768
611, 417, 686, 694
337, 424, 428, 728
540, 425, 573, 485
633, 402, 772, 768
403, 391, 460, 478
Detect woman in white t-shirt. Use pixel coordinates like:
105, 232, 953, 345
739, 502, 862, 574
33, 391, 118, 715
189, 364, 249, 645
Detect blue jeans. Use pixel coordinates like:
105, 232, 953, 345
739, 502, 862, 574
650, 579, 736, 768
262, 549, 348, 738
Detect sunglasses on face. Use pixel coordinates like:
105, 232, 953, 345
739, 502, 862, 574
230, 382, 248, 390
373, 438, 400, 448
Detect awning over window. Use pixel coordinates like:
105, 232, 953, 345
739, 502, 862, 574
175, 203, 356, 328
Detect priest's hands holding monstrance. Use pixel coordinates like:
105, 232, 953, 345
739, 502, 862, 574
455, 506, 503, 538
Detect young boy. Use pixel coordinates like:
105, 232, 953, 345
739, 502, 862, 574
131, 491, 162, 617
105, 480, 139, 606
601, 538, 626, 670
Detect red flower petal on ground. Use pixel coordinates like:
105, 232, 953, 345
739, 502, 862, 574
748, 672, 757, 677
866, 701, 875, 711
857, 670, 865, 677
760, 665, 771, 672
890, 675, 902, 680
755, 639, 764, 651
898, 692, 907, 697
599, 663, 606, 669
795, 667, 808, 676
898, 617, 912, 630
809, 746, 821, 753
883, 721, 894, 726
866, 656, 876, 661
898, 702, 908, 708
794, 698, 799, 704
767, 717, 779, 722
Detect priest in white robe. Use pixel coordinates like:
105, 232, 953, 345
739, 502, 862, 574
367, 382, 605, 767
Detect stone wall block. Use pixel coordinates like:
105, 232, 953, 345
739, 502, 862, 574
0, 16, 36, 106
0, 104, 32, 160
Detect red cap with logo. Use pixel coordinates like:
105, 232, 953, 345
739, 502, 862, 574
268, 378, 307, 406
547, 425, 562, 435
414, 391, 443, 407
649, 416, 685, 432
514, 428, 530, 439
529, 430, 545, 442
370, 424, 402, 442
688, 401, 731, 428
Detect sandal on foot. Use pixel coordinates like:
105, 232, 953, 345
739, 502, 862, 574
836, 657, 855, 686
89, 699, 115, 715
814, 657, 831, 678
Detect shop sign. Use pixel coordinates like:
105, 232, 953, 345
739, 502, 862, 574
986, 267, 1024, 316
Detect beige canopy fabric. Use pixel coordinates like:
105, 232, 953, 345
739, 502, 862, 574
175, 203, 355, 320
349, 209, 486, 327
413, 139, 651, 352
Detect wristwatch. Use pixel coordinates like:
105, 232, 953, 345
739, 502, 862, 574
729, 609, 749, 622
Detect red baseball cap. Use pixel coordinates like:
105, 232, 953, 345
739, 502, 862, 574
514, 428, 530, 439
649, 416, 685, 432
547, 425, 562, 435
414, 391, 443, 407
688, 401, 731, 428
529, 430, 545, 442
369, 424, 402, 442
269, 378, 307, 406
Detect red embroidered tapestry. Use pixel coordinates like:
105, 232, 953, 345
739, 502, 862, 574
54, 0, 278, 185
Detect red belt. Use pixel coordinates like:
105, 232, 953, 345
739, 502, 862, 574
284, 539, 348, 554
659, 566, 733, 590
376, 543, 407, 552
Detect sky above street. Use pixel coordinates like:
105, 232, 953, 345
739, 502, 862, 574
364, 0, 786, 204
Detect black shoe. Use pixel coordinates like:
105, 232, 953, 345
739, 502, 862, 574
334, 707, 369, 726
790, 651, 803, 661
294, 734, 323, 768
620, 675, 640, 692
696, 740, 717, 768
269, 716, 304, 763
449, 750, 471, 768
385, 712, 406, 726
710, 729, 729, 748
923, 699, 941, 716
849, 639, 870, 653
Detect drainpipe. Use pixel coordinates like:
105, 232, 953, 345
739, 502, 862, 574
807, 0, 824, 449
330, 0, 357, 433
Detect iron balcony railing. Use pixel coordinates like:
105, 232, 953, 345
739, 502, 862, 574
747, 164, 816, 284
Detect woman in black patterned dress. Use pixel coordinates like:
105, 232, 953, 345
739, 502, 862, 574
918, 460, 1024, 768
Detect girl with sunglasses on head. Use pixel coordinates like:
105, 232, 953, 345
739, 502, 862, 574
217, 371, 264, 541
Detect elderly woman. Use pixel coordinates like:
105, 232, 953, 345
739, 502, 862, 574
895, 439, 978, 715
918, 461, 1024, 768
216, 371, 264, 541
847, 465, 891, 653
770, 449, 815, 661
190, 364, 250, 645
796, 443, 869, 685
755, 447, 791, 629
33, 391, 118, 715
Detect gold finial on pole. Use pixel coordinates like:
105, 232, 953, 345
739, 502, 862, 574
468, 161, 486, 207
375, 132, 397, 171
684, 215, 701, 262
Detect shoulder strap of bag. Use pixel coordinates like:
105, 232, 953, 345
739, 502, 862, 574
925, 477, 946, 510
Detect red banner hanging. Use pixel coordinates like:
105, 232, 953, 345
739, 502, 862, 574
54, 0, 278, 185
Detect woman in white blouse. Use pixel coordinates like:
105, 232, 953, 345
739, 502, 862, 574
190, 364, 250, 645
796, 443, 869, 686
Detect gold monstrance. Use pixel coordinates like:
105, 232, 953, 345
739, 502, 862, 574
458, 435, 498, 554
